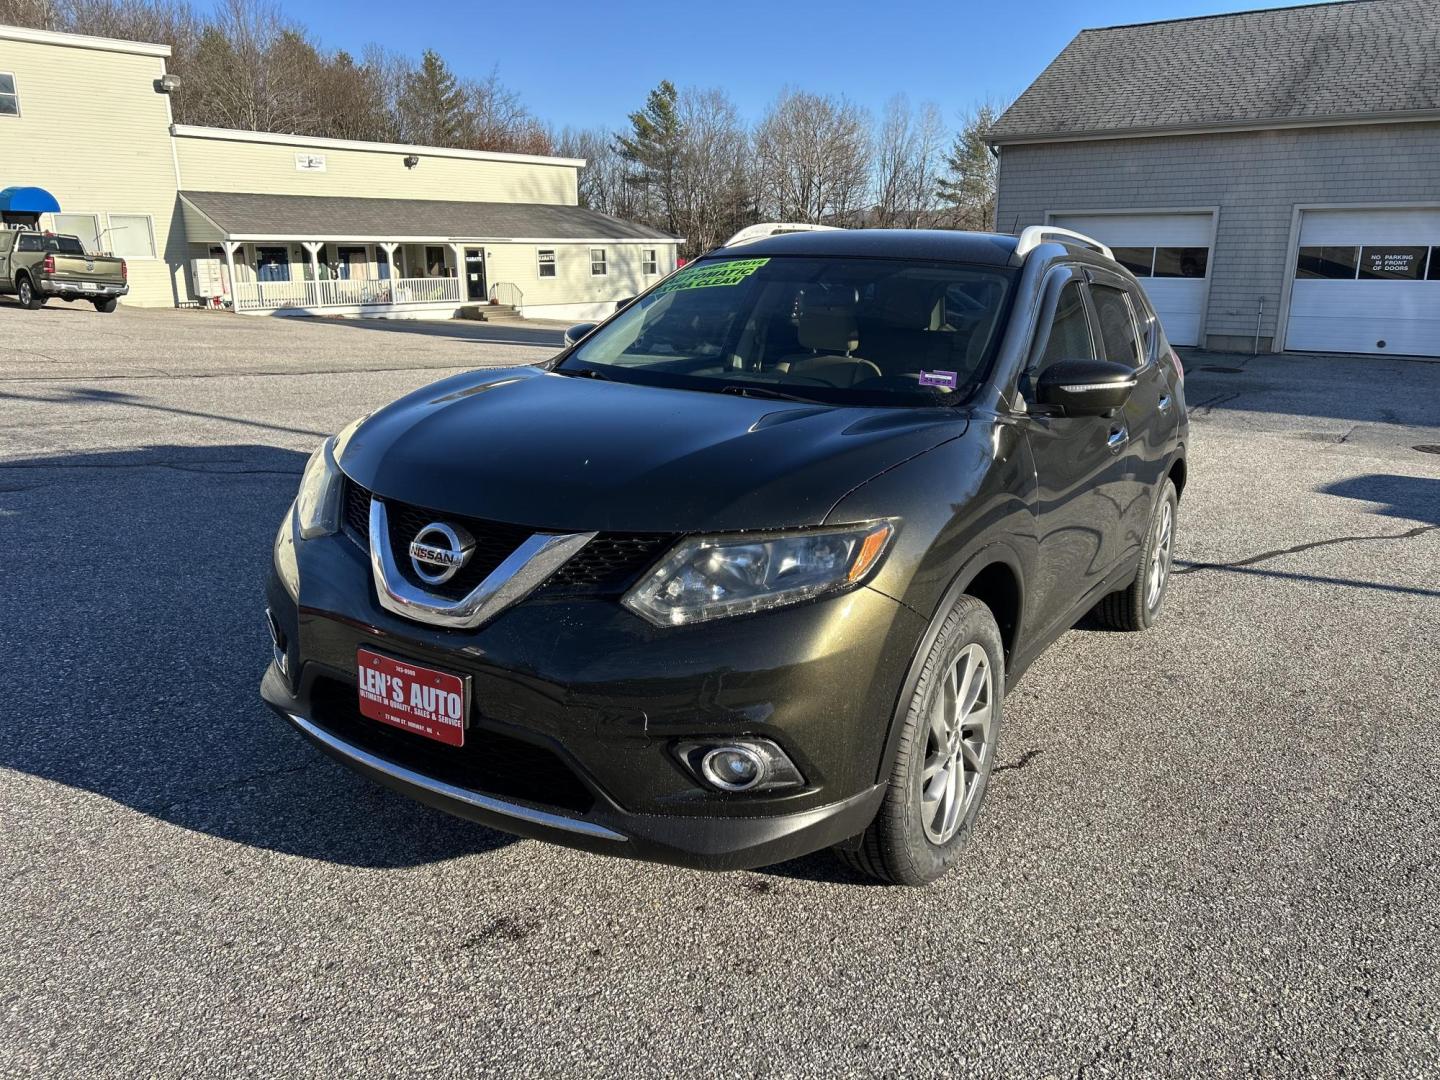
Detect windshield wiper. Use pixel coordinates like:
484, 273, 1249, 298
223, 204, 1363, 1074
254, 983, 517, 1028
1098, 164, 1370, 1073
717, 383, 827, 405
555, 366, 613, 381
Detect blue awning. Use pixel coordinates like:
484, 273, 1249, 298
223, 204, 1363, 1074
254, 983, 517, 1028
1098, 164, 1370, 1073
0, 186, 62, 214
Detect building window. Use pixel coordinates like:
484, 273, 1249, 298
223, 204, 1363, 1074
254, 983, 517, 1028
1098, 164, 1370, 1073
107, 214, 156, 259
1153, 247, 1209, 279
538, 249, 556, 277
1111, 247, 1154, 277
53, 213, 103, 254
642, 248, 658, 275
1357, 246, 1427, 281
424, 246, 448, 277
590, 248, 607, 276
0, 73, 17, 116
1296, 246, 1358, 280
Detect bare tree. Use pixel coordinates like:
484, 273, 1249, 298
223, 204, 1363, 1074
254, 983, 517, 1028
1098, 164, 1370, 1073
554, 127, 638, 219
870, 96, 946, 229
752, 88, 871, 225
937, 100, 1004, 231
0, 0, 64, 29
673, 87, 752, 256
464, 68, 553, 155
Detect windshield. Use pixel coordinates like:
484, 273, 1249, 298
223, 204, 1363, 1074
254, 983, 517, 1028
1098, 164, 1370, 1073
560, 255, 1015, 406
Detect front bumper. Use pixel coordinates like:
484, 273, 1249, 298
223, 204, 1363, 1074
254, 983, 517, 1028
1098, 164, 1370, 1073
41, 280, 128, 298
262, 524, 925, 871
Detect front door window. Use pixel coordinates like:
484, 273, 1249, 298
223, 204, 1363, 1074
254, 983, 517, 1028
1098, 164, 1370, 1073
256, 246, 290, 282
465, 247, 486, 301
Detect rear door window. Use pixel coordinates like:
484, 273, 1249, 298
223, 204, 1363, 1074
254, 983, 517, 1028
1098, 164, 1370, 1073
1090, 285, 1143, 369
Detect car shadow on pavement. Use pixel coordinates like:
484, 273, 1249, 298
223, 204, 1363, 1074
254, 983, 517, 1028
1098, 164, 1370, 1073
1320, 473, 1440, 528
326, 316, 566, 348
0, 443, 515, 868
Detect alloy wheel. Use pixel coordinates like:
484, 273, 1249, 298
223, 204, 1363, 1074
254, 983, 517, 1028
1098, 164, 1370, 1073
920, 643, 995, 845
1146, 499, 1174, 610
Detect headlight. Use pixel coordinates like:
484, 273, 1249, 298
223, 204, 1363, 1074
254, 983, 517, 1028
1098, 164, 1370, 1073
623, 522, 894, 627
294, 436, 343, 540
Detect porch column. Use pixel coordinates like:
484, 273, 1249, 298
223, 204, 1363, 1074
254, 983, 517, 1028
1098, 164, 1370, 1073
379, 242, 399, 280
221, 241, 240, 308
451, 243, 466, 302
301, 241, 323, 280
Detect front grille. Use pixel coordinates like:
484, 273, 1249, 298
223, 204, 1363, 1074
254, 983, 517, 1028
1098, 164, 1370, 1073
308, 676, 595, 813
542, 534, 672, 594
342, 478, 672, 598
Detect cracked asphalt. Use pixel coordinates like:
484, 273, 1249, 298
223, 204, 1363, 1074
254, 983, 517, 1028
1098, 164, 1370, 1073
2, 302, 1438, 1078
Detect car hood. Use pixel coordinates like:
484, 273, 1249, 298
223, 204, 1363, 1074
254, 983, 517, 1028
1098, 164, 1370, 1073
337, 367, 968, 533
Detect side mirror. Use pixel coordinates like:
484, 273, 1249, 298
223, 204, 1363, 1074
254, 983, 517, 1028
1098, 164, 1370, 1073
1034, 358, 1137, 417
563, 322, 598, 346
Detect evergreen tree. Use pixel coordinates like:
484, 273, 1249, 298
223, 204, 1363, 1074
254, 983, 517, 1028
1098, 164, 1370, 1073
616, 80, 683, 235
936, 102, 1002, 231
397, 49, 468, 147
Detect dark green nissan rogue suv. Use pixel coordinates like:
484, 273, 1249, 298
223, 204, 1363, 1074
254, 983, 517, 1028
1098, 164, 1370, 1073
262, 225, 1188, 885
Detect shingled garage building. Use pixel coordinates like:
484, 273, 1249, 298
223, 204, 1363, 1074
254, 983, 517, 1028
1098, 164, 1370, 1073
992, 0, 1440, 357
0, 23, 677, 320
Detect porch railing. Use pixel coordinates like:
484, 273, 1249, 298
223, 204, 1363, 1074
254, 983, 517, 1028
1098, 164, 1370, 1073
488, 281, 524, 309
232, 276, 464, 312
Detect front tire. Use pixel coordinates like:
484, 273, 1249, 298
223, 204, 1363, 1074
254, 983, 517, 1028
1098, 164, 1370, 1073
839, 595, 1004, 886
1094, 478, 1178, 631
93, 298, 117, 313
17, 276, 43, 309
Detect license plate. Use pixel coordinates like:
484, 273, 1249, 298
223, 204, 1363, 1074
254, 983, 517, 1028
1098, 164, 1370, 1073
356, 648, 468, 747
81, 282, 98, 291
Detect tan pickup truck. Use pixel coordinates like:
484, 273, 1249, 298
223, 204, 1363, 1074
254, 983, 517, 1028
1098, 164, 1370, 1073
0, 230, 128, 312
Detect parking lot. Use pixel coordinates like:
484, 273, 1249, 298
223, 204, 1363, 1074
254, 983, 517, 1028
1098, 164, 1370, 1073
2, 301, 1437, 1077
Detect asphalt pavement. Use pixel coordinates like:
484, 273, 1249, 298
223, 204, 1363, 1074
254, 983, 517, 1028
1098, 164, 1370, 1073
1, 301, 1437, 1077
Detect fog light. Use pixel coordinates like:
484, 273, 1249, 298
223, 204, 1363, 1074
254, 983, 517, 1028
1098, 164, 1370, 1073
679, 738, 804, 794
701, 746, 767, 791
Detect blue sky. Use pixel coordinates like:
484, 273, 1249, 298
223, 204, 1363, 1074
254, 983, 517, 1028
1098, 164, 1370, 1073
279, 0, 1340, 130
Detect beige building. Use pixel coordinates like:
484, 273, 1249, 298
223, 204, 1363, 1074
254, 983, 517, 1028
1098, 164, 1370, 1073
1, 24, 678, 321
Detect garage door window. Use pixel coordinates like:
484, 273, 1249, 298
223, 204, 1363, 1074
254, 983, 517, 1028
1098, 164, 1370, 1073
1153, 248, 1209, 279
1296, 246, 1358, 279
1112, 248, 1154, 276
1358, 246, 1427, 281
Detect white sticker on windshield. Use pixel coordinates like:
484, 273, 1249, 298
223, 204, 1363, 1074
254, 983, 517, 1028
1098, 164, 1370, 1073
919, 370, 959, 390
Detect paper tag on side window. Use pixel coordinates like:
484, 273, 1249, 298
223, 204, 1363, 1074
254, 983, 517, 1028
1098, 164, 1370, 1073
918, 370, 959, 390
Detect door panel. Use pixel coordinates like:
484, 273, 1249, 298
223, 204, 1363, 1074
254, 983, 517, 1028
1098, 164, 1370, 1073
464, 247, 486, 301
1020, 273, 1132, 638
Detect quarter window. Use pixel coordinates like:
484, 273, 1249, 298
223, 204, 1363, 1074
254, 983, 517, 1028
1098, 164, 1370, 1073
537, 249, 556, 277
0, 73, 17, 116
53, 213, 103, 253
107, 214, 156, 259
1429, 249, 1440, 281
590, 248, 607, 276
1296, 246, 1359, 280
1090, 285, 1143, 369
642, 248, 658, 275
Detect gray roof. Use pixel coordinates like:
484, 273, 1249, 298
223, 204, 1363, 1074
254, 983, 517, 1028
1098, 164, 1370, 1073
992, 0, 1440, 143
180, 190, 675, 241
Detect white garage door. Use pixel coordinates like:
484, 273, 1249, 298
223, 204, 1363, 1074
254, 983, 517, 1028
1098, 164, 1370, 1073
1285, 208, 1440, 357
1049, 212, 1213, 346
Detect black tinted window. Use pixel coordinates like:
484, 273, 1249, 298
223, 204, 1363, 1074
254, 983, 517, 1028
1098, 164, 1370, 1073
44, 236, 85, 255
1154, 247, 1209, 278
1430, 249, 1440, 281
17, 234, 41, 252
1091, 285, 1142, 369
1034, 281, 1093, 379
1112, 247, 1153, 277
1297, 246, 1358, 280
1358, 246, 1426, 281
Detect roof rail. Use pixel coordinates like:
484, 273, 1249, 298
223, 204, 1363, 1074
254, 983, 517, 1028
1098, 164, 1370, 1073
723, 222, 843, 248
1014, 226, 1113, 261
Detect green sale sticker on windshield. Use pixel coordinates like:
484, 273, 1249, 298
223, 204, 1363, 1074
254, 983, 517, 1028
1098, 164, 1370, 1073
654, 258, 769, 295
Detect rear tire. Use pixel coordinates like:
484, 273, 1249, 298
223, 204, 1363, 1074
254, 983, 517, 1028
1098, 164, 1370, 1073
1093, 478, 1178, 631
837, 595, 1004, 886
93, 298, 117, 313
17, 276, 43, 309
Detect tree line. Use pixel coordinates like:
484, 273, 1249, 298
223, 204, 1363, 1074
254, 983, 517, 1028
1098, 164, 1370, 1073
2, 0, 1004, 256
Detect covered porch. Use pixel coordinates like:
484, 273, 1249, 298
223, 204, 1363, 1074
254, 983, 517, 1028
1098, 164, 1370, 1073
219, 240, 473, 314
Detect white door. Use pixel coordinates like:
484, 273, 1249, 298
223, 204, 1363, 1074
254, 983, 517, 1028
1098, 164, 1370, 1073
1285, 208, 1440, 357
1049, 213, 1213, 347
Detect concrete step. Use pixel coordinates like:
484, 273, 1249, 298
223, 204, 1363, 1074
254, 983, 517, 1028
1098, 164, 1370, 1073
458, 303, 523, 322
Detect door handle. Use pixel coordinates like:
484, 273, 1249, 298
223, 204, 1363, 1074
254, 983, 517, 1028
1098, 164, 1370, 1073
1158, 394, 1173, 413
1107, 426, 1129, 453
